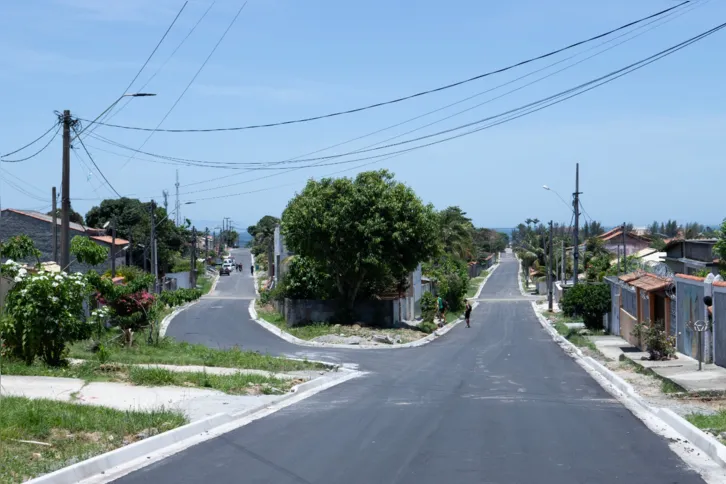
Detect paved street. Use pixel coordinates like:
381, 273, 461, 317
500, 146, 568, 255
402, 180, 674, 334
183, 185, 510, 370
132, 251, 706, 483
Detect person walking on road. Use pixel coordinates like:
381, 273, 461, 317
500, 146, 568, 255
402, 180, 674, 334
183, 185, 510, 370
250, 265, 254, 275
464, 299, 473, 328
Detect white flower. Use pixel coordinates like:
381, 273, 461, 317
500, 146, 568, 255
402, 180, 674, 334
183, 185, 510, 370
54, 274, 63, 281
5, 259, 15, 265
18, 268, 27, 276
14, 276, 22, 282
50, 296, 59, 303
75, 280, 85, 286
52, 282, 59, 287
20, 289, 27, 295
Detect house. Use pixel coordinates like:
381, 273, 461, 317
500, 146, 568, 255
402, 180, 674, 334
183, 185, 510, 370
597, 227, 651, 256
0, 208, 128, 273
662, 239, 720, 276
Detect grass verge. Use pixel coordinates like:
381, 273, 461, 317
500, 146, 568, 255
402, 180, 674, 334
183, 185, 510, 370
687, 410, 726, 433
197, 275, 214, 295
68, 334, 326, 372
552, 321, 599, 352
127, 367, 296, 395
0, 396, 186, 483
255, 303, 430, 343
466, 273, 487, 298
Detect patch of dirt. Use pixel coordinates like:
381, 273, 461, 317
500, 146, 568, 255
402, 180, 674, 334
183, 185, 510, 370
311, 323, 429, 345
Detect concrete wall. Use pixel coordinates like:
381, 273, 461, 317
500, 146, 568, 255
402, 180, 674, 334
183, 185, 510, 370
278, 298, 396, 327
0, 211, 124, 274
619, 308, 640, 347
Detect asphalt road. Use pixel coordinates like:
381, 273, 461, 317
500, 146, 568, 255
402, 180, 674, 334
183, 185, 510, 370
126, 251, 706, 483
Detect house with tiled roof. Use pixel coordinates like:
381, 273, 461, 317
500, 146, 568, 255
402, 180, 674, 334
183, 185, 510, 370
597, 227, 651, 257
0, 208, 128, 273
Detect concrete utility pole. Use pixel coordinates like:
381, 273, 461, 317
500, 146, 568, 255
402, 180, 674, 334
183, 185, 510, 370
175, 170, 180, 226
548, 220, 553, 311
51, 187, 58, 262
205, 228, 209, 259
572, 163, 581, 286
150, 201, 157, 292
60, 110, 72, 271
162, 190, 169, 213
190, 226, 197, 288
561, 240, 565, 283
621, 222, 627, 272
110, 218, 117, 277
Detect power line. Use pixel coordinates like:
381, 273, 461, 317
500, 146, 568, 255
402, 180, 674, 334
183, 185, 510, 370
1, 124, 62, 163
180, 20, 726, 201
78, 2, 689, 134
1, 121, 60, 158
85, 0, 708, 179
181, 2, 700, 188
116, 1, 247, 172
72, 125, 122, 197
95, 1, 215, 127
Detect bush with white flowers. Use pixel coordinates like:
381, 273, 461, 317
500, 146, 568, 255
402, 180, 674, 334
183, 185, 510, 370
1, 260, 92, 366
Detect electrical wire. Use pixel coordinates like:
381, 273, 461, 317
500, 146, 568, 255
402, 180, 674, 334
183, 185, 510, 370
71, 125, 122, 197
180, 21, 726, 201
72, 148, 108, 199
116, 2, 248, 173
93, 1, 188, 129
181, 1, 702, 188
0, 171, 48, 202
1, 121, 60, 158
0, 168, 48, 198
78, 2, 689, 133
92, 1, 215, 129
1, 124, 62, 163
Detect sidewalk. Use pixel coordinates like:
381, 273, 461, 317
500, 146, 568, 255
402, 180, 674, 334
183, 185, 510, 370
590, 335, 726, 393
1, 363, 324, 422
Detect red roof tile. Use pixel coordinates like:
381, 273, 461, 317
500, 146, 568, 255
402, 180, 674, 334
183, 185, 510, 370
676, 274, 705, 282
90, 235, 130, 246
713, 281, 726, 288
629, 273, 671, 292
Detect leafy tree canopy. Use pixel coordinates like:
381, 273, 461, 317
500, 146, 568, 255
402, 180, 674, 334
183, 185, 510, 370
282, 170, 438, 313
47, 206, 84, 226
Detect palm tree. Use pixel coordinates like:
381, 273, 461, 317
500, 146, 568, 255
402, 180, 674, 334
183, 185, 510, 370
438, 206, 474, 260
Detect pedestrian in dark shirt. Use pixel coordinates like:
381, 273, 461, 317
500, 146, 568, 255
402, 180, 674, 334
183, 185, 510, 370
250, 265, 254, 275
464, 299, 473, 328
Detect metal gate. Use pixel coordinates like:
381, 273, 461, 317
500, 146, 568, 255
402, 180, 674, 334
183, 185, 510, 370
676, 280, 704, 357
714, 290, 726, 367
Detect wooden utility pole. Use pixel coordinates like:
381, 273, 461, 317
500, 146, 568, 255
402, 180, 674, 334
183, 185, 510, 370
60, 110, 72, 271
190, 226, 197, 288
150, 201, 157, 292
51, 187, 58, 262
621, 222, 627, 273
110, 218, 117, 278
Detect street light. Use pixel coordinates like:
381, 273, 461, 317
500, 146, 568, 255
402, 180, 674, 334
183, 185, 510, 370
73, 93, 157, 140
542, 185, 572, 212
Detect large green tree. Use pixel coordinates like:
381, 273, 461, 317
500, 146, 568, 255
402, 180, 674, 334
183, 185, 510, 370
85, 198, 187, 274
282, 170, 438, 314
47, 206, 84, 226
247, 215, 280, 260
715, 219, 726, 263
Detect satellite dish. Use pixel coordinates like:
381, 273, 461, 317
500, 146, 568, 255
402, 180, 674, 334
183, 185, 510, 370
102, 221, 110, 229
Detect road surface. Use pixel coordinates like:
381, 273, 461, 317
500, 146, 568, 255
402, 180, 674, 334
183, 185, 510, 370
128, 250, 705, 483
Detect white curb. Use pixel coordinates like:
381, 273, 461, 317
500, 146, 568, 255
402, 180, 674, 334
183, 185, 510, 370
249, 263, 500, 350
531, 301, 726, 469
29, 369, 363, 484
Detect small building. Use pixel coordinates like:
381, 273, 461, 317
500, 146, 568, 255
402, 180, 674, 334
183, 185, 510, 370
662, 239, 719, 276
597, 227, 651, 257
0, 208, 128, 274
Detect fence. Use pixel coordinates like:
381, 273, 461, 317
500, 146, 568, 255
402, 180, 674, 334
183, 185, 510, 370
622, 286, 637, 317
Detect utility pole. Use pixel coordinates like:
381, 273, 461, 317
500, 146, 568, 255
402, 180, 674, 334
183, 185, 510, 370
162, 190, 169, 213
205, 227, 209, 259
561, 240, 565, 283
60, 110, 73, 271
572, 163, 581, 286
150, 200, 157, 292
51, 187, 58, 262
190, 226, 197, 288
621, 222, 627, 273
548, 220, 553, 311
110, 218, 117, 277
175, 169, 180, 226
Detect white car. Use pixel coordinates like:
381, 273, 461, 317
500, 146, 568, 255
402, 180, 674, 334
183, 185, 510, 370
221, 262, 234, 275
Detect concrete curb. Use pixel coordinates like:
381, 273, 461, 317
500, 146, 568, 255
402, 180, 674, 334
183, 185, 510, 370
28, 369, 363, 484
473, 262, 499, 299
248, 264, 500, 350
531, 301, 726, 469
515, 254, 528, 296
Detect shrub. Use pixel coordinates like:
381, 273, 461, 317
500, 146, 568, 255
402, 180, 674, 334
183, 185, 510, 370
420, 292, 438, 322
159, 288, 203, 307
424, 256, 469, 311
561, 283, 610, 330
418, 321, 438, 334
632, 320, 675, 360
1, 262, 91, 366
104, 265, 146, 283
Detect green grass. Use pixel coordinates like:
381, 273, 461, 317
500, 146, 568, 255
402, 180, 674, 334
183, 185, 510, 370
687, 410, 726, 433
127, 367, 294, 395
0, 396, 186, 483
466, 275, 485, 298
68, 335, 327, 372
196, 275, 214, 295
0, 360, 113, 383
553, 321, 598, 351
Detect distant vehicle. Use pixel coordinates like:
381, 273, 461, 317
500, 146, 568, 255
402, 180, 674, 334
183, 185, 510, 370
220, 263, 233, 275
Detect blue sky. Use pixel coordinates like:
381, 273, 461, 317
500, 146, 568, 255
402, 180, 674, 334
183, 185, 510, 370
1, 0, 724, 233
